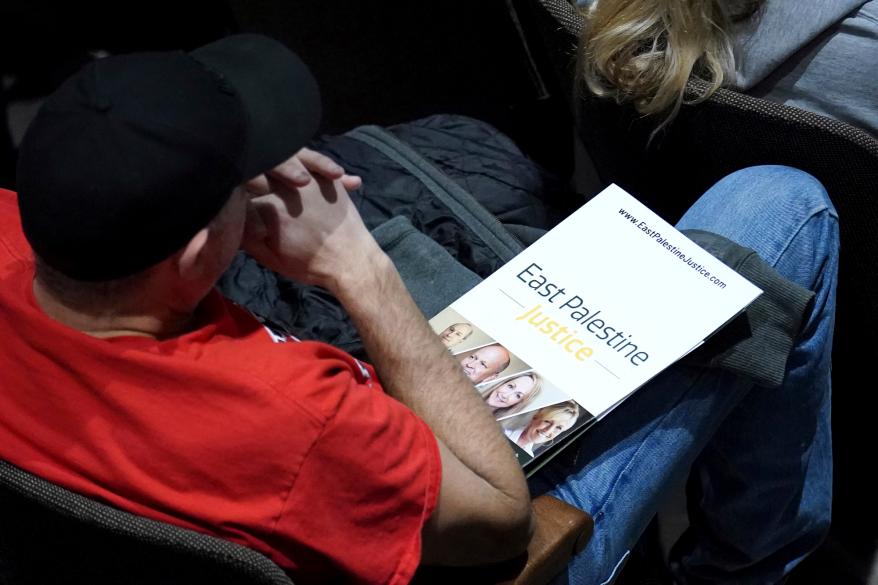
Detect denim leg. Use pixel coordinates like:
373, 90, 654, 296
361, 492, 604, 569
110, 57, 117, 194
671, 166, 838, 584
531, 166, 838, 585
530, 367, 755, 585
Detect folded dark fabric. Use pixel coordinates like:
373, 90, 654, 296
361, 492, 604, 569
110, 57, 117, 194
682, 229, 815, 388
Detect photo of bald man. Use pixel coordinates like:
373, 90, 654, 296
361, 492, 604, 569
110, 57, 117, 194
456, 343, 511, 384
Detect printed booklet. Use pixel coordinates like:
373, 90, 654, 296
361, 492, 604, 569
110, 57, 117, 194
429, 184, 762, 473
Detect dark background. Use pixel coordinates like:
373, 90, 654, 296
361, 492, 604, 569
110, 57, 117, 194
1, 1, 873, 583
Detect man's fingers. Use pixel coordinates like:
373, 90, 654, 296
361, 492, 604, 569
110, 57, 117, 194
245, 174, 272, 196
296, 147, 345, 179
297, 148, 361, 190
341, 174, 363, 191
243, 199, 270, 243
271, 155, 313, 188
258, 149, 361, 194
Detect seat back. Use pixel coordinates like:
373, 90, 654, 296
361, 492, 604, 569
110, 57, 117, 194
0, 460, 293, 585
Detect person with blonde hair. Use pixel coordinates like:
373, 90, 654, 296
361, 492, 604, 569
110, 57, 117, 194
578, 0, 877, 135
569, 5, 856, 582
505, 401, 580, 456
480, 372, 543, 418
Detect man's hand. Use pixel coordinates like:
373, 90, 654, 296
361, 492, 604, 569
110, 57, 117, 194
242, 147, 373, 289
242, 173, 382, 291
245, 147, 362, 195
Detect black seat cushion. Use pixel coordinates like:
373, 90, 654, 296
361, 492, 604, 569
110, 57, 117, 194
0, 460, 293, 585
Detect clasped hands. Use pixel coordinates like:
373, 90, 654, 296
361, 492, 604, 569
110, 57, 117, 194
242, 148, 383, 292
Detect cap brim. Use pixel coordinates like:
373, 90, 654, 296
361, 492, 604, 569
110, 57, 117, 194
192, 34, 321, 179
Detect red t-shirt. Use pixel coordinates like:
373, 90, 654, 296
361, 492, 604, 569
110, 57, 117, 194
0, 188, 441, 585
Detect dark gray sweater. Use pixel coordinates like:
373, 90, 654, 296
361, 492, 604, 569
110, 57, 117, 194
735, 0, 877, 137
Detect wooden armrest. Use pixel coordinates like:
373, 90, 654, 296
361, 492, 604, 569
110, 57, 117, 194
503, 494, 593, 585
413, 494, 593, 585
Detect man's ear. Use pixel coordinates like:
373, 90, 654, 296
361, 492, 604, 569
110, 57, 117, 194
177, 227, 210, 280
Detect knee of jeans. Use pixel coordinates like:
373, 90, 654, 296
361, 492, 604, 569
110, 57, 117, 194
767, 490, 833, 557
718, 165, 837, 221
804, 498, 832, 542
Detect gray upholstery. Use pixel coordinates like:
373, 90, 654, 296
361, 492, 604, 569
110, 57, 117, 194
0, 460, 294, 585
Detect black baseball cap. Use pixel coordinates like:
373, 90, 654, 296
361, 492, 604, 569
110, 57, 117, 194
17, 34, 320, 281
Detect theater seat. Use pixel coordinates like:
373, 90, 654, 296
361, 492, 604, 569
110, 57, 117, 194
0, 460, 592, 585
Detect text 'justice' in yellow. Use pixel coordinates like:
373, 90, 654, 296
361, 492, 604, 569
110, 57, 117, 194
515, 304, 594, 361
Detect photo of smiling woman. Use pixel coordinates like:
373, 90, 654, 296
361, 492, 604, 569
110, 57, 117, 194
504, 401, 581, 457
480, 372, 543, 419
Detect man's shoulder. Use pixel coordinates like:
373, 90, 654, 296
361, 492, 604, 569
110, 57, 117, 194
217, 298, 374, 378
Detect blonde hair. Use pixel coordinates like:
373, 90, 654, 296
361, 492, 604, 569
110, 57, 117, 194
480, 373, 544, 418
529, 400, 581, 454
533, 401, 580, 429
579, 0, 741, 131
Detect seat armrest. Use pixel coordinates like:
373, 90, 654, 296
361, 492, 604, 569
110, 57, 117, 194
504, 494, 593, 585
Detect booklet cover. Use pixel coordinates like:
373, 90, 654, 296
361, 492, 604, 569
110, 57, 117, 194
429, 184, 762, 470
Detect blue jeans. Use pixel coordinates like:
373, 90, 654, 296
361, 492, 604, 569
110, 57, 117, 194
529, 166, 839, 585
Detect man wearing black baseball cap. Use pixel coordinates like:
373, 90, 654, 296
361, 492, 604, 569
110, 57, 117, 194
0, 34, 532, 583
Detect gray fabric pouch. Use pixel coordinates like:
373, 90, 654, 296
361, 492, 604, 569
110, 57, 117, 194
371, 216, 482, 319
